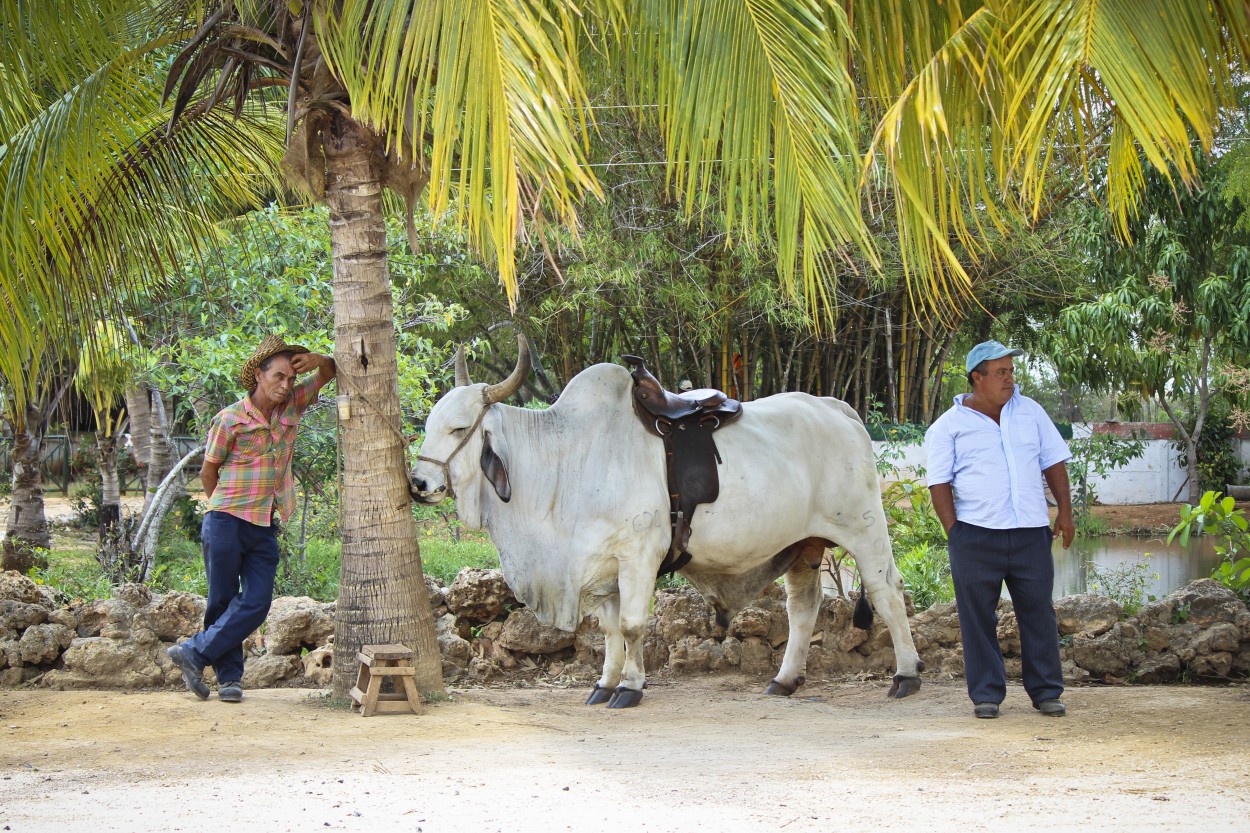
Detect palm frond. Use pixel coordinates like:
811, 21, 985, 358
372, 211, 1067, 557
316, 0, 599, 307
1003, 0, 1249, 231
858, 2, 1006, 317
0, 1, 286, 407
625, 0, 872, 324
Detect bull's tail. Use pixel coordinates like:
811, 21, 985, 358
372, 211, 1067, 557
853, 588, 874, 629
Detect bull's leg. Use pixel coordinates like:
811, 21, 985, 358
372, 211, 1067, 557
764, 545, 824, 697
587, 595, 622, 705
605, 560, 653, 709
842, 524, 925, 698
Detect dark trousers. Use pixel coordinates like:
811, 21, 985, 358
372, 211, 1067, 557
947, 521, 1063, 706
185, 510, 280, 683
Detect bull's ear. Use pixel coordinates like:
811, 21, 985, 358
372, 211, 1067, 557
480, 430, 511, 503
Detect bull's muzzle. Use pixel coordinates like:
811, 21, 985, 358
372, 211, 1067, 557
408, 474, 446, 504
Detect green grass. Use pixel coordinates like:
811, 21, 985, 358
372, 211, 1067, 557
30, 504, 506, 603
418, 534, 500, 585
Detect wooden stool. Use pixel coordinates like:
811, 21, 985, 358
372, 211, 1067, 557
349, 643, 423, 717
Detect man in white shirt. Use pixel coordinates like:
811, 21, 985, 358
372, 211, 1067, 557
925, 340, 1075, 720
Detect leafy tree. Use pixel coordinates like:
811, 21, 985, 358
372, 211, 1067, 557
7, 1, 1249, 696
1045, 152, 1250, 503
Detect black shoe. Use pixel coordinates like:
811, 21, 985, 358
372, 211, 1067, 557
217, 681, 243, 703
973, 702, 1000, 719
167, 644, 210, 700
1035, 698, 1066, 717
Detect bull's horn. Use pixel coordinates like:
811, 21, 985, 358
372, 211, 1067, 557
454, 344, 470, 387
483, 334, 531, 404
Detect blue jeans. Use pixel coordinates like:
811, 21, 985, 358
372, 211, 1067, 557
947, 522, 1064, 706
184, 510, 280, 683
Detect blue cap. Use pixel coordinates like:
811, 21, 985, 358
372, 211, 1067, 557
965, 340, 1023, 374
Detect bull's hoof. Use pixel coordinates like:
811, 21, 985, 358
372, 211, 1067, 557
585, 684, 613, 706
606, 686, 644, 709
763, 678, 799, 697
887, 674, 922, 699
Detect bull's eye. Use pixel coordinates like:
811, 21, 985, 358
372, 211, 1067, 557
450, 427, 468, 437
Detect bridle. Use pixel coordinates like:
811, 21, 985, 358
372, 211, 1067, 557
413, 393, 494, 501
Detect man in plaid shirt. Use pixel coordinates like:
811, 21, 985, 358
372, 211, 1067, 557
168, 335, 335, 702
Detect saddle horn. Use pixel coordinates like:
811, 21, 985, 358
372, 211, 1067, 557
483, 334, 532, 404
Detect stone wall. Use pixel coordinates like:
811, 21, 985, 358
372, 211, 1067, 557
2, 569, 1248, 691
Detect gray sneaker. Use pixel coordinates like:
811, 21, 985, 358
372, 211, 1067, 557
167, 644, 210, 700
217, 681, 243, 703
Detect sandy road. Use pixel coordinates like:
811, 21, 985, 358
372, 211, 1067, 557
1, 676, 1248, 833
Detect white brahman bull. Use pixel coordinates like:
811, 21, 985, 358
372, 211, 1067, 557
410, 336, 923, 708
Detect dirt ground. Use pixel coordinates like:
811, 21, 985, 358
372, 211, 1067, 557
2, 500, 1244, 832
1, 676, 1248, 833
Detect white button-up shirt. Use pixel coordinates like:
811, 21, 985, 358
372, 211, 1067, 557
924, 388, 1071, 529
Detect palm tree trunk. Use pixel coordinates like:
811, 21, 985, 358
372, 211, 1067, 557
144, 390, 176, 514
323, 113, 442, 697
96, 431, 121, 536
2, 404, 51, 571
124, 385, 152, 474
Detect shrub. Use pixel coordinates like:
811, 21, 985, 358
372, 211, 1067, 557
1086, 559, 1158, 617
1170, 490, 1250, 600
894, 543, 955, 609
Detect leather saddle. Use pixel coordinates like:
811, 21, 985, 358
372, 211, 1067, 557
622, 355, 742, 576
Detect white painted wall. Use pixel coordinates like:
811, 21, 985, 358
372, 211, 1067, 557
872, 427, 1250, 505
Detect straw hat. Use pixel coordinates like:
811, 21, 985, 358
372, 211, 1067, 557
240, 335, 309, 393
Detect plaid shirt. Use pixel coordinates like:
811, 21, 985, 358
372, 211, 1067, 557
203, 377, 319, 526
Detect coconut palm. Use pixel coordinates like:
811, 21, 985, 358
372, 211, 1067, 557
74, 321, 136, 537
0, 328, 72, 572
4, 0, 1248, 697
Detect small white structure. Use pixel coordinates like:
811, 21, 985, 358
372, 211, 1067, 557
874, 423, 1250, 506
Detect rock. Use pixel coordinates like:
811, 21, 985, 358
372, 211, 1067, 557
728, 607, 771, 641
263, 597, 334, 655
1133, 653, 1181, 684
0, 599, 48, 632
0, 639, 19, 669
1072, 623, 1134, 678
573, 617, 604, 667
1167, 580, 1247, 629
644, 634, 669, 673
1054, 594, 1122, 636
1234, 645, 1250, 675
446, 568, 516, 623
0, 571, 43, 604
1061, 659, 1091, 684
909, 602, 961, 650
668, 635, 714, 674
425, 575, 448, 612
18, 623, 74, 665
75, 600, 113, 638
497, 608, 575, 654
113, 583, 153, 609
0, 667, 23, 686
435, 614, 471, 668
241, 653, 302, 688
47, 637, 166, 688
1188, 651, 1233, 678
46, 608, 78, 630
302, 646, 334, 687
651, 587, 716, 645
135, 592, 205, 643
738, 637, 774, 676
1190, 622, 1241, 656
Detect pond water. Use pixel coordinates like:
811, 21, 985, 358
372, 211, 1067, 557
1049, 534, 1223, 600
